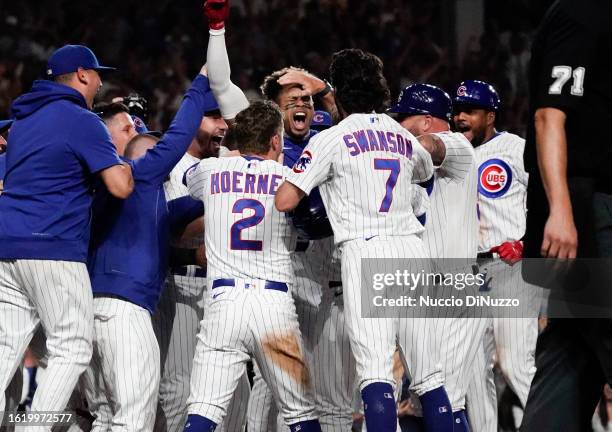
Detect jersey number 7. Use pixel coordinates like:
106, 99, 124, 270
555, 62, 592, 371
230, 198, 264, 251
374, 158, 400, 213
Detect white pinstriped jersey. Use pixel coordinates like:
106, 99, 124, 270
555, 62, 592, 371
474, 132, 528, 252
421, 132, 479, 258
164, 152, 203, 248
186, 156, 295, 283
288, 113, 434, 245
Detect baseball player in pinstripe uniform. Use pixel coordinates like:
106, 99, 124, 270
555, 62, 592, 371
389, 83, 484, 432
275, 49, 455, 432
183, 100, 321, 432
452, 80, 537, 432
0, 45, 133, 430
84, 69, 214, 432
246, 67, 355, 432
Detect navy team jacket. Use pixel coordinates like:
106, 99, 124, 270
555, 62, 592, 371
88, 74, 214, 313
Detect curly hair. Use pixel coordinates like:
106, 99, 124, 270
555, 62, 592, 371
329, 49, 390, 115
231, 100, 283, 155
260, 66, 308, 103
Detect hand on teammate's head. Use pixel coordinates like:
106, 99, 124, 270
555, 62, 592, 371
277, 70, 326, 98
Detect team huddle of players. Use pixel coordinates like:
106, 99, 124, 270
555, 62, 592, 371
166, 2, 534, 432
0, 2, 537, 432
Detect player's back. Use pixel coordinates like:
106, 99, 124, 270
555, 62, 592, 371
422, 131, 479, 259
188, 156, 295, 282
305, 113, 433, 244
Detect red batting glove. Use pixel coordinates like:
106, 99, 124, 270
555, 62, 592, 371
490, 241, 523, 265
204, 0, 229, 30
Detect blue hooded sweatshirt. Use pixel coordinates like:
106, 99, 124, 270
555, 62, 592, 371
87, 74, 213, 313
0, 80, 122, 262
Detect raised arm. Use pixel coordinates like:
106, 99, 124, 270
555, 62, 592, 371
204, 0, 249, 120
130, 73, 215, 185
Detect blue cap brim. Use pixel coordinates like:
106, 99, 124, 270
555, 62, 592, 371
0, 119, 14, 133
94, 66, 117, 73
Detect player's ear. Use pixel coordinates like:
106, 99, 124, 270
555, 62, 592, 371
76, 67, 89, 85
270, 133, 281, 154
486, 111, 496, 126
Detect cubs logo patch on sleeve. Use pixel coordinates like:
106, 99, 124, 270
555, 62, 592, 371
293, 150, 312, 174
478, 158, 512, 198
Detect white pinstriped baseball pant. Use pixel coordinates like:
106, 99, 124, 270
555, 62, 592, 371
187, 279, 318, 427
0, 259, 93, 432
82, 296, 160, 432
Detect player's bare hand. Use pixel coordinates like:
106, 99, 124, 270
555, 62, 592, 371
203, 0, 229, 30
541, 211, 577, 259
200, 64, 208, 77
490, 240, 523, 265
277, 70, 326, 97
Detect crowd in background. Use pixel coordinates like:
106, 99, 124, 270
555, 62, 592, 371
0, 0, 538, 135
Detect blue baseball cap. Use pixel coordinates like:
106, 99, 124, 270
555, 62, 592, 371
388, 83, 452, 122
203, 92, 220, 115
0, 119, 13, 134
311, 110, 332, 131
46, 44, 116, 78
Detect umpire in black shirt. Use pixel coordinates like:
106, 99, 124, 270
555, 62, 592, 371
521, 0, 612, 430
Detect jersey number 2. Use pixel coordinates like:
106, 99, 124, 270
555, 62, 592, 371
374, 158, 400, 212
230, 199, 264, 251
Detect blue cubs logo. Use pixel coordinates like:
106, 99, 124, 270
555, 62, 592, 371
457, 85, 467, 97
313, 113, 324, 123
478, 158, 512, 198
293, 150, 312, 173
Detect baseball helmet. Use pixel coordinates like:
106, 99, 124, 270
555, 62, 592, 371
388, 83, 452, 122
290, 187, 333, 240
453, 80, 500, 111
311, 110, 333, 131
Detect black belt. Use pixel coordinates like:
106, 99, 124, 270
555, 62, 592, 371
477, 252, 494, 259
172, 266, 207, 278
211, 278, 288, 292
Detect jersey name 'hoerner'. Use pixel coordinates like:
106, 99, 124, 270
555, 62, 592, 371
186, 156, 295, 283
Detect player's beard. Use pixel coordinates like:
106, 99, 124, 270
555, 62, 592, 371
470, 127, 487, 147
457, 124, 486, 147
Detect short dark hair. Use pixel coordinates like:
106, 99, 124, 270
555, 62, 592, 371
231, 100, 283, 155
124, 134, 158, 159
329, 49, 390, 115
94, 102, 130, 122
260, 66, 308, 103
